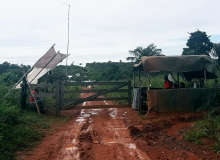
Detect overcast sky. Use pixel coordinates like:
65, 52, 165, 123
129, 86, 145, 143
0, 0, 220, 66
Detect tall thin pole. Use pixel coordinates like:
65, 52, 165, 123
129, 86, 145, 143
63, 3, 70, 78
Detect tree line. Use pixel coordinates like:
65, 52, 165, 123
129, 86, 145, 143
128, 30, 220, 66
0, 29, 219, 86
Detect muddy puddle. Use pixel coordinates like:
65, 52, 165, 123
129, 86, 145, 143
16, 92, 219, 160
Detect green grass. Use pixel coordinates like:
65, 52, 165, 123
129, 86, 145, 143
184, 108, 220, 153
0, 105, 70, 160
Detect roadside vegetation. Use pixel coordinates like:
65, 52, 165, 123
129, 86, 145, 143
184, 107, 220, 153
0, 83, 70, 160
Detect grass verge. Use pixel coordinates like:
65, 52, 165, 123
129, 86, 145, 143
0, 106, 70, 160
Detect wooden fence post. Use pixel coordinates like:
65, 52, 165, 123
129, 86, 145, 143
128, 81, 132, 108
60, 81, 64, 110
21, 75, 27, 109
55, 80, 60, 116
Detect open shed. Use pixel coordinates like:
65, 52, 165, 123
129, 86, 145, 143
132, 55, 218, 113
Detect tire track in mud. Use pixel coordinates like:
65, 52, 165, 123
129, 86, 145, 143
55, 92, 150, 160
76, 109, 149, 160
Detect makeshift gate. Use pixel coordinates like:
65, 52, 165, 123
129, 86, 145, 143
23, 80, 132, 115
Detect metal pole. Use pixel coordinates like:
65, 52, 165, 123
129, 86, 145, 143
63, 3, 70, 78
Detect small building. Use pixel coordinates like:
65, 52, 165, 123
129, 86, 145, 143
132, 55, 218, 113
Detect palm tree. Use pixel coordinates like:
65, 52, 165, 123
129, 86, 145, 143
126, 43, 164, 62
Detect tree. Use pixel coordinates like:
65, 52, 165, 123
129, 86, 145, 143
182, 30, 213, 56
126, 43, 163, 62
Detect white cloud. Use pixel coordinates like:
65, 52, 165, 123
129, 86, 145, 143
1, 0, 220, 66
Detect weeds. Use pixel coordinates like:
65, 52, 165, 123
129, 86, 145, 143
195, 139, 204, 145
184, 107, 220, 153
0, 105, 69, 160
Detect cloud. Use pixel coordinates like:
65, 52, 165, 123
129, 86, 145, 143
1, 0, 220, 66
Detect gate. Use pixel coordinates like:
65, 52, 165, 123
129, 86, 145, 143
27, 81, 131, 115
57, 81, 131, 110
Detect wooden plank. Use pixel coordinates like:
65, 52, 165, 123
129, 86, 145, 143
30, 84, 55, 88
63, 89, 128, 94
29, 93, 55, 97
66, 104, 130, 110
64, 97, 129, 103
64, 81, 128, 86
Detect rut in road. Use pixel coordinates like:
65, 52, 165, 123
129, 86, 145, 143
51, 107, 149, 160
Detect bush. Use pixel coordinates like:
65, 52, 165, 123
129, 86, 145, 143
0, 103, 69, 159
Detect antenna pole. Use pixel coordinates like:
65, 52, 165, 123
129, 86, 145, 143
63, 3, 70, 79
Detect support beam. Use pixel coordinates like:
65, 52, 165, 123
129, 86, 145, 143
138, 70, 142, 113
148, 73, 150, 90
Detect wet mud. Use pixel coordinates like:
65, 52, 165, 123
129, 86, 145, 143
17, 92, 219, 160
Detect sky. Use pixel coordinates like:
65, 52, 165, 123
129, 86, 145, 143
0, 0, 220, 66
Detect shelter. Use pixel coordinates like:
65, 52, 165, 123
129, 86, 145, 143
132, 55, 218, 113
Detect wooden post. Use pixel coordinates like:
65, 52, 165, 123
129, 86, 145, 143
148, 73, 150, 90
55, 80, 60, 116
177, 73, 179, 88
21, 75, 27, 109
60, 81, 64, 110
133, 71, 135, 87
138, 70, 142, 113
128, 81, 132, 108
204, 70, 207, 87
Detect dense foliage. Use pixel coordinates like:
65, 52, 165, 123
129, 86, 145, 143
85, 61, 134, 81
182, 30, 213, 56
0, 81, 69, 159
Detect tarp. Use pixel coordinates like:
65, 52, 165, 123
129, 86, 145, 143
15, 45, 68, 88
132, 88, 140, 111
133, 55, 214, 73
147, 88, 218, 113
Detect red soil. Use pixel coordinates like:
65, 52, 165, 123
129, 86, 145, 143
16, 92, 219, 160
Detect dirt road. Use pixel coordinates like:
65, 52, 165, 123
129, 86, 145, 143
17, 92, 219, 160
